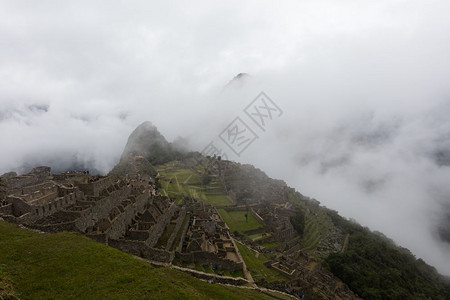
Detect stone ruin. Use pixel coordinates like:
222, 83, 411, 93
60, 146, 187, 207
251, 203, 296, 243
229, 201, 361, 299
176, 198, 244, 273
0, 166, 245, 274
0, 165, 361, 299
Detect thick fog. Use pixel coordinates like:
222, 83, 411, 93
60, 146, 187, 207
1, 1, 449, 274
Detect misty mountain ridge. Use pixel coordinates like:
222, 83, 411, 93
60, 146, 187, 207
116, 121, 450, 298
120, 121, 186, 166
224, 73, 251, 90
2, 120, 450, 299
6, 110, 450, 254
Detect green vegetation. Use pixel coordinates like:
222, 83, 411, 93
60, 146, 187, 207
289, 209, 306, 237
236, 243, 287, 282
109, 155, 157, 179
217, 209, 263, 233
0, 221, 278, 299
298, 208, 332, 254
171, 259, 245, 278
159, 168, 200, 201
158, 165, 232, 206
202, 193, 233, 206
263, 290, 296, 300
300, 219, 325, 251
324, 211, 450, 300
248, 233, 263, 240
121, 121, 191, 166
261, 241, 280, 249
200, 173, 212, 185
170, 215, 190, 251
155, 223, 176, 249
150, 159, 450, 299
0, 263, 17, 299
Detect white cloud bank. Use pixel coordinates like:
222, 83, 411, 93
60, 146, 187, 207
1, 0, 450, 274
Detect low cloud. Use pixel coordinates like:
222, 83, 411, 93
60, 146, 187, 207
0, 0, 450, 274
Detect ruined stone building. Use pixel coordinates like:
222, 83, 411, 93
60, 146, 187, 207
0, 167, 245, 273
176, 199, 243, 272
253, 203, 296, 242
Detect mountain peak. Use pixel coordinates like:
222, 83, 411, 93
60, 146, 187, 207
224, 72, 250, 89
121, 121, 179, 165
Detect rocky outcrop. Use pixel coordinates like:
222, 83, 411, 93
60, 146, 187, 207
121, 121, 177, 165
109, 155, 157, 179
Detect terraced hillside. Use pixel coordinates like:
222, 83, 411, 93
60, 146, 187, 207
236, 242, 287, 283
298, 204, 343, 258
217, 208, 263, 234
0, 221, 281, 300
157, 162, 233, 206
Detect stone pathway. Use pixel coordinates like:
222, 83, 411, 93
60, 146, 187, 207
341, 234, 349, 253
135, 256, 296, 299
231, 236, 256, 286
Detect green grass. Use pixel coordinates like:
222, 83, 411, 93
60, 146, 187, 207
155, 223, 176, 249
176, 261, 245, 279
300, 216, 330, 252
203, 193, 233, 206
236, 243, 287, 282
261, 241, 280, 249
217, 209, 263, 233
171, 215, 190, 251
248, 233, 264, 240
0, 263, 17, 299
0, 221, 277, 299
159, 168, 199, 200
158, 166, 232, 206
264, 290, 296, 300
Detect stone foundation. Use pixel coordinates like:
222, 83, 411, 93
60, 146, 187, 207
109, 239, 173, 263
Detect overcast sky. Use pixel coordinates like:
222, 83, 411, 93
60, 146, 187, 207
1, 0, 450, 274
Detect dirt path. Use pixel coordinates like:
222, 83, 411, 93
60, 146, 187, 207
231, 237, 256, 286
135, 256, 295, 299
341, 234, 349, 253
183, 174, 192, 184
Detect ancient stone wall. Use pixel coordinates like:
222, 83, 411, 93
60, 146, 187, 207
75, 187, 131, 232
172, 266, 247, 286
52, 173, 87, 182
6, 176, 35, 190
4, 167, 50, 190
177, 251, 243, 273
87, 232, 107, 244
29, 220, 78, 233
243, 228, 265, 236
146, 203, 178, 248
0, 203, 13, 215
177, 214, 191, 252
30, 190, 82, 221
8, 182, 56, 197
127, 230, 149, 241
6, 196, 30, 217
251, 208, 264, 223
106, 193, 149, 240
29, 191, 58, 205
109, 239, 173, 263
166, 207, 186, 251
76, 176, 116, 197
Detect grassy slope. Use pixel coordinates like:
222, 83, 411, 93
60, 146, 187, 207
236, 243, 287, 282
217, 209, 263, 233
158, 166, 232, 206
0, 264, 17, 299
0, 221, 275, 300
